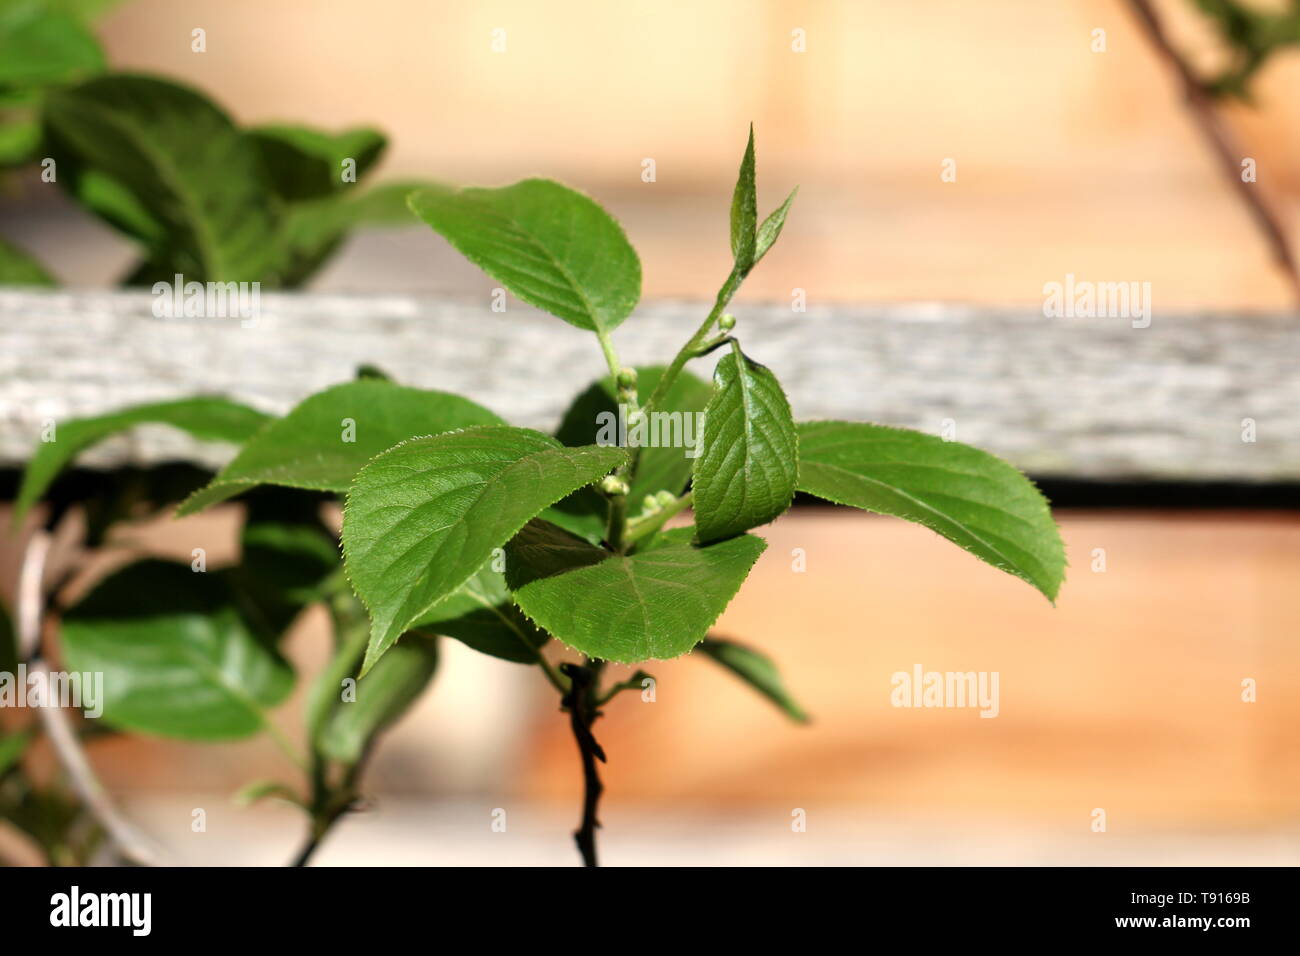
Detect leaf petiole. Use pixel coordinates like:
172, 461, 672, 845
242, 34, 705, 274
624, 490, 693, 548
639, 266, 741, 425
595, 669, 653, 707
691, 333, 735, 358
262, 717, 309, 774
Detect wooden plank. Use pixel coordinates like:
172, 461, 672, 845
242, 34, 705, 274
1, 289, 1297, 480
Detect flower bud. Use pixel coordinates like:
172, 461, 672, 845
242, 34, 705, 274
600, 475, 629, 496
616, 367, 638, 390
719, 313, 737, 331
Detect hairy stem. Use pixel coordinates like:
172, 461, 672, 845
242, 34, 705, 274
596, 328, 626, 389
640, 267, 741, 422
560, 660, 606, 867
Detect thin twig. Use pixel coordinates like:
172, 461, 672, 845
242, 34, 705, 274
560, 661, 606, 867
1127, 0, 1300, 306
15, 532, 50, 661
17, 530, 163, 866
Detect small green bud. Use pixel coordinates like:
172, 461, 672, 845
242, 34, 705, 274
600, 475, 629, 496
616, 367, 638, 390
655, 490, 676, 507
719, 313, 737, 331
642, 494, 661, 514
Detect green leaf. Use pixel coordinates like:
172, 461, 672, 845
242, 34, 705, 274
550, 365, 712, 543
342, 426, 627, 674
178, 380, 503, 515
314, 633, 438, 765
14, 397, 270, 525
0, 235, 54, 286
0, 2, 104, 89
347, 180, 433, 225
42, 74, 279, 281
410, 559, 547, 663
408, 179, 641, 333
754, 186, 797, 265
796, 421, 1066, 601
0, 106, 40, 166
693, 342, 797, 543
698, 636, 807, 723
61, 560, 294, 740
0, 728, 30, 777
267, 198, 350, 288
48, 0, 124, 21
268, 180, 432, 287
730, 124, 757, 271
228, 489, 339, 639
506, 520, 765, 663
248, 123, 386, 202
67, 168, 166, 248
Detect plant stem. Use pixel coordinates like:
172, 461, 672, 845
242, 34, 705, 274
290, 831, 324, 868
291, 762, 362, 867
262, 719, 308, 774
596, 328, 624, 385
624, 491, 693, 548
595, 670, 652, 708
560, 660, 606, 867
287, 597, 373, 866
640, 267, 741, 422
536, 655, 569, 695
606, 492, 627, 551
628, 267, 741, 483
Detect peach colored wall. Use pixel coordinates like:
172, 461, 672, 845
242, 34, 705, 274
93, 0, 1300, 307
7, 508, 1295, 826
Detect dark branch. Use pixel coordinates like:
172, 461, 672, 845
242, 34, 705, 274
560, 661, 606, 868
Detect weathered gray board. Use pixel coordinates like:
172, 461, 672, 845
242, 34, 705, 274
1, 289, 1296, 481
